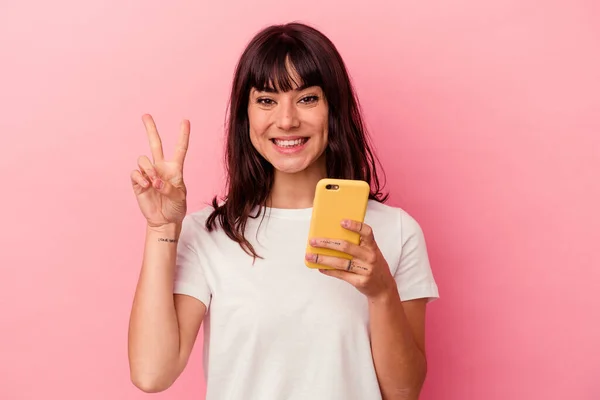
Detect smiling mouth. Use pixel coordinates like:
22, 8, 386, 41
271, 138, 309, 148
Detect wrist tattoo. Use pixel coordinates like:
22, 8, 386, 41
158, 238, 177, 243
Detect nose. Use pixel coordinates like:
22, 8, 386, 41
275, 101, 300, 130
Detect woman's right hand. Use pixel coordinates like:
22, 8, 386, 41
131, 114, 191, 228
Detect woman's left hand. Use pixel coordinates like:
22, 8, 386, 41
305, 219, 397, 300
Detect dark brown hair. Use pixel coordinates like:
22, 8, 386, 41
206, 22, 388, 258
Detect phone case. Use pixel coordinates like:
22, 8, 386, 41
305, 178, 370, 269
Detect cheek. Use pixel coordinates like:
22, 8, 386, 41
318, 108, 329, 132
248, 112, 270, 139
248, 128, 259, 148
249, 127, 267, 156
248, 119, 272, 157
319, 114, 329, 141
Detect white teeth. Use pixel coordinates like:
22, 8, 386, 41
273, 138, 307, 147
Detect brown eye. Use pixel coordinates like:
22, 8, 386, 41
299, 95, 319, 104
257, 98, 275, 105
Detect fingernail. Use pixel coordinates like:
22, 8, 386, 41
155, 179, 164, 190
141, 179, 149, 187
305, 253, 315, 261
309, 238, 317, 246
341, 220, 349, 227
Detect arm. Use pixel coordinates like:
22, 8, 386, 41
369, 293, 428, 400
306, 216, 437, 400
127, 223, 206, 393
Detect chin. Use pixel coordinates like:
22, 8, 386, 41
270, 157, 313, 174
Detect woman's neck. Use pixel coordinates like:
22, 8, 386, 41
267, 158, 326, 209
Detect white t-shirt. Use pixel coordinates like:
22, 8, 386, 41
173, 200, 439, 400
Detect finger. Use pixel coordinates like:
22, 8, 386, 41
137, 155, 158, 181
309, 238, 367, 259
173, 119, 190, 166
319, 268, 364, 286
305, 253, 369, 275
342, 219, 375, 244
142, 114, 164, 163
130, 169, 150, 193
154, 178, 186, 202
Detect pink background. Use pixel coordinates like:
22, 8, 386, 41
1, 1, 599, 399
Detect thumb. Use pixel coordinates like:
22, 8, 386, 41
153, 178, 185, 201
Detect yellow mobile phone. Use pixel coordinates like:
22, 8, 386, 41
305, 178, 370, 269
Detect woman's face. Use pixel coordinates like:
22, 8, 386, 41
247, 78, 329, 175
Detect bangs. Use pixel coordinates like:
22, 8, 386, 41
247, 37, 323, 92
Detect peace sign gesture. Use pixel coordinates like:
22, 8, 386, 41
130, 114, 190, 228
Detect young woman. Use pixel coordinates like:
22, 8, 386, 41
128, 22, 439, 400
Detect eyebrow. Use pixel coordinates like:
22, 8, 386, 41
257, 83, 313, 93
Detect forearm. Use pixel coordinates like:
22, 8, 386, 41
369, 289, 427, 400
128, 223, 182, 391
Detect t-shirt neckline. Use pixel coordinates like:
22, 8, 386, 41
252, 206, 313, 220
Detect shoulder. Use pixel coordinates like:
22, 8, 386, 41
178, 204, 217, 241
183, 204, 215, 226
366, 200, 424, 243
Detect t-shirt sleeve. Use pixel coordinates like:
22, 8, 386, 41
394, 210, 440, 303
173, 215, 212, 309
